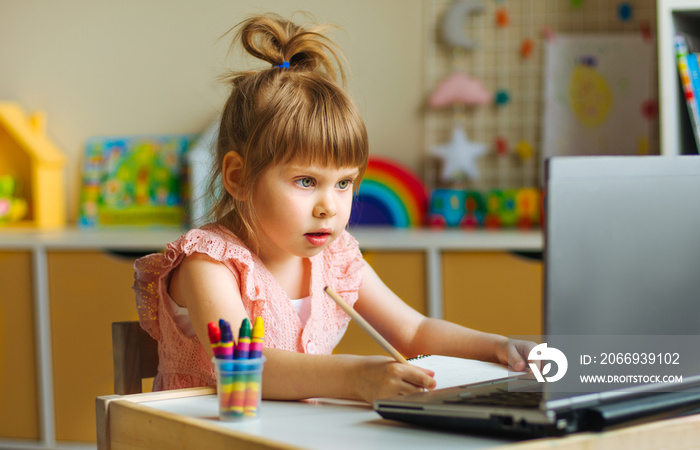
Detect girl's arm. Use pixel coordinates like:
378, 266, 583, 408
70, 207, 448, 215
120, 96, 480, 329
169, 252, 250, 359
260, 349, 434, 402
354, 263, 533, 371
169, 252, 435, 402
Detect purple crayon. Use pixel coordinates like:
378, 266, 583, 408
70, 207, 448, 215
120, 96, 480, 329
249, 316, 264, 359
219, 319, 234, 360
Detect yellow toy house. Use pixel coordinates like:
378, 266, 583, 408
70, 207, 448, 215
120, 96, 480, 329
0, 102, 66, 228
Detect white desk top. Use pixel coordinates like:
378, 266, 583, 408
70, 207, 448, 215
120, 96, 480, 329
0, 226, 542, 251
143, 394, 515, 449
100, 386, 700, 450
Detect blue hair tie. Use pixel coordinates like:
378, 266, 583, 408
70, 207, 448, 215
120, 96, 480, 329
274, 61, 290, 69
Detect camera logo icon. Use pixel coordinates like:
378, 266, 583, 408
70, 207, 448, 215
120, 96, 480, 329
528, 343, 568, 383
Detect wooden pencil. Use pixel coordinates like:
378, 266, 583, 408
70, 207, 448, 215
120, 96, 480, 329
323, 286, 408, 364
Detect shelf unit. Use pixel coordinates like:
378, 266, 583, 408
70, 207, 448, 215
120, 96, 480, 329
658, 0, 700, 155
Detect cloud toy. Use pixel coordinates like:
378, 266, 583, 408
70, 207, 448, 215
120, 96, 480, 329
429, 72, 491, 109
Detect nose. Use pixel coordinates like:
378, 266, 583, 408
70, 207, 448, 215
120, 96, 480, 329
313, 190, 338, 218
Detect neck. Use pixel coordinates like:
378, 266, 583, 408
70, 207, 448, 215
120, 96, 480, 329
261, 253, 310, 300
260, 251, 301, 275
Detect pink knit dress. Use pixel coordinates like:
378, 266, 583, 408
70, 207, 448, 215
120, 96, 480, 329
133, 224, 364, 391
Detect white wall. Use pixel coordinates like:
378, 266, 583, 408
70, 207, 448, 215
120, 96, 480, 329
0, 0, 425, 222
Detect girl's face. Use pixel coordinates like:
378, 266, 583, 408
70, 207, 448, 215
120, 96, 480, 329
251, 161, 360, 264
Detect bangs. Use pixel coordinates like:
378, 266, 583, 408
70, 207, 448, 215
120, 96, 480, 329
251, 74, 369, 175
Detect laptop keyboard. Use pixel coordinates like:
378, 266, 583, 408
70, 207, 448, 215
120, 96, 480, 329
444, 389, 542, 407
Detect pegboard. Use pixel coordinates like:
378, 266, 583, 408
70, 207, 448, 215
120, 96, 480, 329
423, 0, 658, 190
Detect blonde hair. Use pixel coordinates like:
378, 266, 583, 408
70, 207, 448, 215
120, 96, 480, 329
209, 13, 369, 253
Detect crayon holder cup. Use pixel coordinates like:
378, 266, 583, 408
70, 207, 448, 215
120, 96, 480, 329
213, 356, 266, 421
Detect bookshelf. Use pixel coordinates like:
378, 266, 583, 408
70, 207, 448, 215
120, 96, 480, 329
658, 0, 700, 155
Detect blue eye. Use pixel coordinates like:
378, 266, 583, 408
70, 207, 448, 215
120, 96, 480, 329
296, 177, 315, 188
336, 179, 352, 190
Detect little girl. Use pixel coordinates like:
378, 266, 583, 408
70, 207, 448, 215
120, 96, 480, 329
134, 13, 534, 403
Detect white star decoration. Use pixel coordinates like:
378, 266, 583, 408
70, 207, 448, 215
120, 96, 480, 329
431, 126, 487, 182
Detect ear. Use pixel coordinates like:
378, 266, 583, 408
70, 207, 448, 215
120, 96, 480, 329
222, 151, 245, 201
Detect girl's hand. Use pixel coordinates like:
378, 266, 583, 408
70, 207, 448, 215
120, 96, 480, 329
495, 338, 538, 372
351, 355, 436, 403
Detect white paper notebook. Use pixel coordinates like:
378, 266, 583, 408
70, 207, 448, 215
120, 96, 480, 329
408, 355, 517, 390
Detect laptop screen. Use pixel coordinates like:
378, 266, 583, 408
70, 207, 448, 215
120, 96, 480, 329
544, 156, 700, 336
541, 156, 700, 401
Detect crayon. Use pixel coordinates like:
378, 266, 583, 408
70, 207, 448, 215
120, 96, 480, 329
218, 319, 235, 413
231, 318, 251, 416
230, 377, 247, 415
245, 317, 264, 416
218, 319, 234, 360
244, 371, 261, 417
249, 316, 264, 359
207, 322, 222, 358
234, 318, 251, 360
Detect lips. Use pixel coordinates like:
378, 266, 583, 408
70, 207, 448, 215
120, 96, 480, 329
304, 230, 331, 246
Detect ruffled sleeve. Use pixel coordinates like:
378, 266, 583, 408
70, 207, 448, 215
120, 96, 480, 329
133, 252, 169, 340
133, 225, 264, 341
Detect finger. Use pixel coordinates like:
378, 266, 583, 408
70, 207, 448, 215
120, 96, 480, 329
519, 341, 542, 370
518, 340, 537, 357
400, 384, 430, 396
413, 366, 435, 378
403, 366, 436, 389
508, 345, 527, 372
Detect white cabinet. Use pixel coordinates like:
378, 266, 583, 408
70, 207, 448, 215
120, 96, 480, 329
657, 0, 700, 155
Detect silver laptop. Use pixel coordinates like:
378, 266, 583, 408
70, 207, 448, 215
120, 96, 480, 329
375, 155, 700, 437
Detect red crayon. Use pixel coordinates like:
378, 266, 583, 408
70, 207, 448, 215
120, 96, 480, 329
207, 322, 222, 358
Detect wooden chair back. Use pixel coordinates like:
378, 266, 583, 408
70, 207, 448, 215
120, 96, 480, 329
111, 321, 158, 395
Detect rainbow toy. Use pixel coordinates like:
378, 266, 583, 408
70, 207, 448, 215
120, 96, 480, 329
350, 157, 428, 227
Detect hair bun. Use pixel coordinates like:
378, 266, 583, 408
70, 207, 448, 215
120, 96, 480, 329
233, 13, 345, 84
